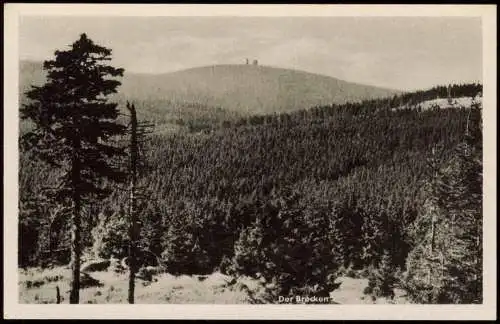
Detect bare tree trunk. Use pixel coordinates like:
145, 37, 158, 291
69, 144, 82, 304
127, 102, 138, 304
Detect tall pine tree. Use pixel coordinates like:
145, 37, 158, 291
20, 33, 127, 304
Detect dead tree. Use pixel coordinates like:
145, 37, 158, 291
126, 101, 139, 304
125, 102, 154, 304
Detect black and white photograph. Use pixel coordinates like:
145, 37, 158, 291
3, 3, 497, 320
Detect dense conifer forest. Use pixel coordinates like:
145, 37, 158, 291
19, 68, 483, 303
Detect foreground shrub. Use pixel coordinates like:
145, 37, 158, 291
160, 199, 235, 275
161, 225, 211, 275
91, 207, 128, 260
363, 251, 396, 299
160, 202, 212, 274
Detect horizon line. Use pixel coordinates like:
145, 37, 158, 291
19, 58, 482, 93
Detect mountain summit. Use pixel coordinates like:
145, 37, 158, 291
118, 64, 399, 114
20, 61, 398, 114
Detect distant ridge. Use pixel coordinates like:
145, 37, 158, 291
19, 61, 399, 114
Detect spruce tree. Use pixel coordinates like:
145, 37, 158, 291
364, 250, 396, 299
20, 33, 127, 303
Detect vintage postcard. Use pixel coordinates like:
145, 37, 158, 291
3, 3, 497, 320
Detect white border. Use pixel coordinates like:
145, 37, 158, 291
4, 4, 497, 320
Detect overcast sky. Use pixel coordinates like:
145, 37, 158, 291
19, 16, 482, 91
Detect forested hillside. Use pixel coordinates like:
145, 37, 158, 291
19, 60, 399, 131
116, 64, 398, 114
19, 80, 483, 303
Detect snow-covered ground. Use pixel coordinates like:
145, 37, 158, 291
392, 96, 482, 111
18, 267, 409, 304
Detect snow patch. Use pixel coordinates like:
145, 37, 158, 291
392, 96, 482, 112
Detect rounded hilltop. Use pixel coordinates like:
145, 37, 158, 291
118, 63, 399, 115
19, 60, 399, 115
